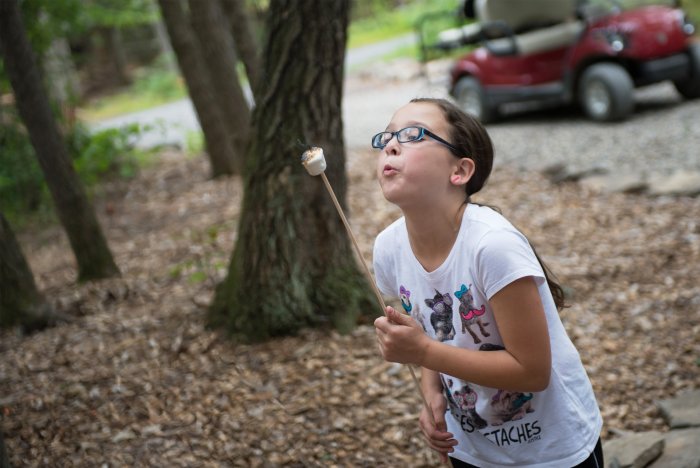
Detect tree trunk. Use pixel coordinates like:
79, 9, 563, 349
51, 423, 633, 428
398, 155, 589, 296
208, 0, 374, 342
158, 0, 237, 177
0, 212, 55, 332
0, 0, 120, 282
43, 36, 82, 104
42, 36, 81, 130
0, 430, 8, 468
220, 0, 262, 100
100, 26, 131, 86
189, 0, 250, 173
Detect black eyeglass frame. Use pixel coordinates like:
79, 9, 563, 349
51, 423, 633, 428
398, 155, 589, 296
371, 126, 460, 154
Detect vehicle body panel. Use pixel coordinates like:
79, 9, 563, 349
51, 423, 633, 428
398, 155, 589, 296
449, 3, 698, 120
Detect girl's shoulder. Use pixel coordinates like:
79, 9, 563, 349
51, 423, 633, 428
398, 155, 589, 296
464, 204, 518, 236
375, 216, 406, 243
463, 205, 535, 259
373, 216, 407, 261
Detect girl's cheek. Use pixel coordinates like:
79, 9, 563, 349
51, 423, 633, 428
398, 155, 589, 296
376, 157, 385, 179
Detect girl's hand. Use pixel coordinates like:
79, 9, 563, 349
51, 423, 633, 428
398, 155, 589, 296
419, 391, 457, 463
374, 306, 430, 365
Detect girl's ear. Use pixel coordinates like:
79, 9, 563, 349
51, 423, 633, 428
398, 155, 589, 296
450, 158, 475, 186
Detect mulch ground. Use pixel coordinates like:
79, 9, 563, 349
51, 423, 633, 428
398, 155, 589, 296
1, 148, 698, 467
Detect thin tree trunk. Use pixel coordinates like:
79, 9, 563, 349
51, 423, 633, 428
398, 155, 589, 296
189, 0, 250, 173
153, 16, 177, 72
43, 36, 82, 104
100, 26, 131, 86
220, 0, 262, 100
209, 0, 374, 341
0, 0, 120, 282
158, 0, 237, 177
42, 36, 81, 129
0, 212, 55, 332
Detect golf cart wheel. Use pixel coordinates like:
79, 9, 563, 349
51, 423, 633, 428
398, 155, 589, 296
453, 76, 497, 124
673, 43, 700, 99
579, 63, 634, 122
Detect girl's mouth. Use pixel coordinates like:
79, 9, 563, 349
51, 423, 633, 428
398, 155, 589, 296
383, 164, 398, 176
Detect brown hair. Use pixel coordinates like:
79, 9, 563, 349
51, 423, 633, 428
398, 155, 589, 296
410, 98, 567, 310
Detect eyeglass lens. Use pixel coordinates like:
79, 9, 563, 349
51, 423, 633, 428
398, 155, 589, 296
373, 127, 424, 148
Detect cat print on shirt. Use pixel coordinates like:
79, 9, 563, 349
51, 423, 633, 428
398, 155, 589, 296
399, 285, 427, 332
455, 283, 490, 344
425, 289, 455, 342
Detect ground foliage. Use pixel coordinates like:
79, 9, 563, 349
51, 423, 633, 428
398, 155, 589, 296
1, 145, 698, 466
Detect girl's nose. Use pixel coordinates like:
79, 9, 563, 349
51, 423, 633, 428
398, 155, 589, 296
384, 136, 400, 155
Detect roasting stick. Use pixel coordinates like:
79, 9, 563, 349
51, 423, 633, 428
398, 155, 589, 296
301, 147, 455, 467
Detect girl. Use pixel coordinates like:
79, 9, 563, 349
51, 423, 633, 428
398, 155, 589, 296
372, 98, 603, 467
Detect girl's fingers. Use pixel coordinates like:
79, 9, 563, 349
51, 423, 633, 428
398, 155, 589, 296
420, 426, 457, 451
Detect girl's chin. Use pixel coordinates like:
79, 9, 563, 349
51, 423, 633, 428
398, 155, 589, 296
380, 188, 408, 206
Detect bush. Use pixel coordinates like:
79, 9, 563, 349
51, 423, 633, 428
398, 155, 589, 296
67, 122, 143, 184
131, 62, 183, 102
0, 118, 144, 220
0, 117, 45, 214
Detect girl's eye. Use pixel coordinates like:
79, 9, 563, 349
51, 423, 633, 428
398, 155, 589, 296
404, 128, 421, 140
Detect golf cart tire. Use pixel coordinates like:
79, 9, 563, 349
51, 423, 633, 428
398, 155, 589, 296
454, 76, 498, 124
579, 63, 634, 122
674, 43, 700, 99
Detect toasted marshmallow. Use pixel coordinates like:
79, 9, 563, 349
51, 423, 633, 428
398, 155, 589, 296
301, 147, 327, 176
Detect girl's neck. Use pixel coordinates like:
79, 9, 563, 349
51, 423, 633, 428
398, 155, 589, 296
404, 201, 467, 272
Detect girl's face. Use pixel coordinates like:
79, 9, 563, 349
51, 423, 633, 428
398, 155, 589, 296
376, 102, 463, 209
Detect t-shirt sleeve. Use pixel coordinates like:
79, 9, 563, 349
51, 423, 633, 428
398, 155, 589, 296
474, 228, 545, 300
373, 231, 396, 298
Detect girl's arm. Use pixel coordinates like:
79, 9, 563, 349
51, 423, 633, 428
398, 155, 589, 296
376, 276, 551, 392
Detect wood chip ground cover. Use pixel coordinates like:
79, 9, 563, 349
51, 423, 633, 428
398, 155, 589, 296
1, 149, 698, 466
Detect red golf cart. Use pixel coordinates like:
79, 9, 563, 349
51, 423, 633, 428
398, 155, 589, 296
445, 0, 699, 122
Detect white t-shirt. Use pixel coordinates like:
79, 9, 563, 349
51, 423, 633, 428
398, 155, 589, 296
373, 204, 602, 468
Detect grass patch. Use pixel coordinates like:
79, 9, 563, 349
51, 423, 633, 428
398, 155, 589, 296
685, 0, 700, 22
185, 130, 205, 157
79, 89, 182, 122
348, 0, 460, 49
79, 60, 186, 122
79, 57, 253, 122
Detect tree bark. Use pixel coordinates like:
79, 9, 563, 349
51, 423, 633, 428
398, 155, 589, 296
0, 212, 55, 332
43, 36, 82, 104
0, 430, 8, 468
158, 0, 237, 177
209, 0, 374, 342
0, 0, 120, 282
100, 26, 131, 86
220, 0, 262, 100
189, 0, 250, 173
42, 35, 81, 129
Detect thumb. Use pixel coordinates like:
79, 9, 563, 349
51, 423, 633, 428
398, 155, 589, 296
429, 397, 448, 431
433, 409, 448, 432
386, 305, 412, 324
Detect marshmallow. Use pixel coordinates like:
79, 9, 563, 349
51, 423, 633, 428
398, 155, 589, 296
301, 147, 327, 176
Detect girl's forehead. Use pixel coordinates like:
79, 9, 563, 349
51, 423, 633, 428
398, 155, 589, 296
389, 102, 446, 129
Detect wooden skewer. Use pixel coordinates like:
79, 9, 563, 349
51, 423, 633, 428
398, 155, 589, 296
320, 172, 454, 467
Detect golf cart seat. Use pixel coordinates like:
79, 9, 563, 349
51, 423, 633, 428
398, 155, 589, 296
478, 0, 584, 55
435, 0, 583, 54
477, 0, 575, 32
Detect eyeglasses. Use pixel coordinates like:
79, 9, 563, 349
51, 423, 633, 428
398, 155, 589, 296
371, 126, 459, 154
